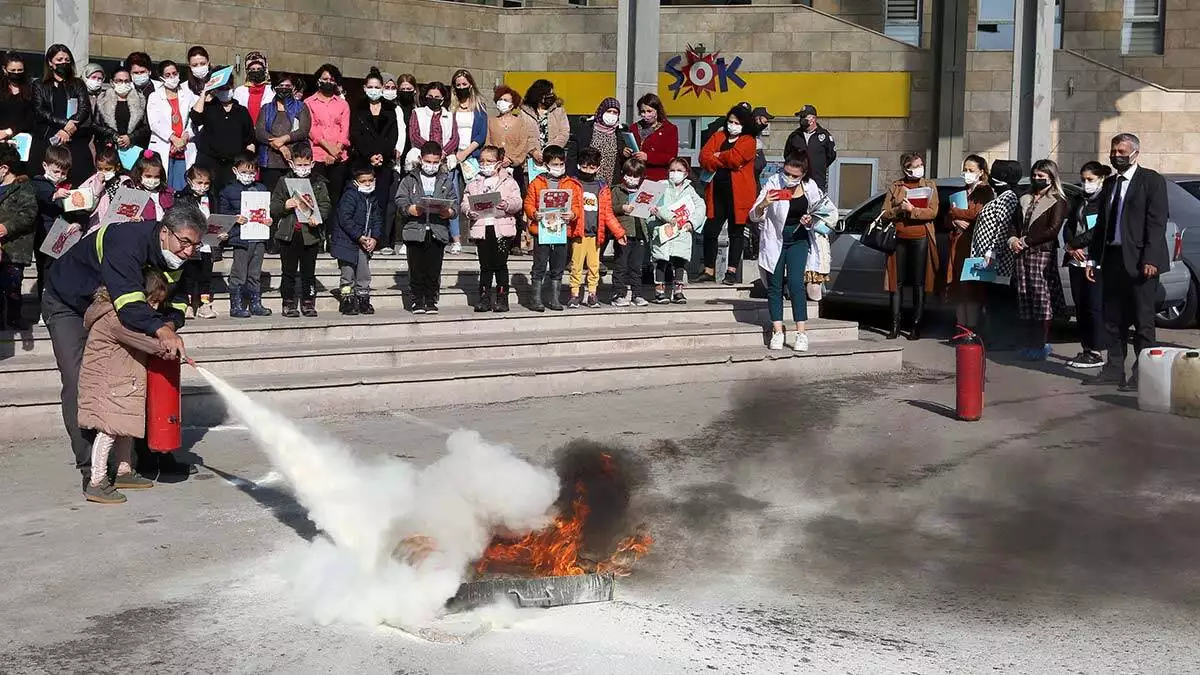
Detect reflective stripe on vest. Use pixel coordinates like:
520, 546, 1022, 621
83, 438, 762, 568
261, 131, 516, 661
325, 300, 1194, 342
114, 291, 147, 310
95, 224, 109, 262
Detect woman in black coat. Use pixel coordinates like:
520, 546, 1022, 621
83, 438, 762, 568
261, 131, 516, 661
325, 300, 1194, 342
31, 44, 93, 185
350, 69, 400, 217
0, 53, 34, 156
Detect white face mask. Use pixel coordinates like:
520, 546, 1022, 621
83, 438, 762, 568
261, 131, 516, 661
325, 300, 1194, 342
141, 177, 161, 190
962, 171, 979, 185
381, 89, 397, 101
291, 164, 312, 178
783, 174, 803, 188
113, 82, 133, 97
236, 171, 256, 186
99, 170, 116, 182
495, 99, 512, 114
364, 87, 383, 101
190, 181, 208, 195
421, 162, 440, 176
191, 65, 209, 79
1082, 180, 1102, 195
906, 166, 925, 180
623, 175, 641, 188
640, 111, 656, 125
132, 73, 150, 87
161, 248, 185, 269
44, 166, 65, 183
479, 163, 498, 177
162, 76, 180, 90
357, 182, 376, 194
726, 123, 742, 137
547, 165, 566, 178
85, 78, 103, 93
602, 112, 619, 127
668, 170, 686, 185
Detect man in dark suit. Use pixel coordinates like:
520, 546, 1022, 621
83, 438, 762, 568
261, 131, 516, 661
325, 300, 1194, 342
1087, 133, 1170, 391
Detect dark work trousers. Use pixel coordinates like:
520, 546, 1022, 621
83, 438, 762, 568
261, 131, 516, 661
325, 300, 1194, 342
613, 237, 646, 298
197, 156, 235, 197
654, 256, 688, 285
279, 234, 318, 303
531, 242, 568, 285
180, 251, 214, 303
229, 243, 266, 293
703, 182, 746, 271
42, 286, 96, 478
1068, 264, 1106, 353
512, 166, 528, 238
406, 229, 446, 303
1101, 245, 1158, 369
315, 160, 348, 251
372, 164, 397, 248
476, 226, 512, 288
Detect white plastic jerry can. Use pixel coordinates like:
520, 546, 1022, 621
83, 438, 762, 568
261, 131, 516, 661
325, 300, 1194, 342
1137, 347, 1186, 414
1170, 350, 1200, 419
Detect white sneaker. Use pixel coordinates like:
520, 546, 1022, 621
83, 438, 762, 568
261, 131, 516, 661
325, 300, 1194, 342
768, 331, 785, 350
398, 244, 406, 255
792, 332, 809, 352
379, 247, 395, 256
449, 242, 462, 255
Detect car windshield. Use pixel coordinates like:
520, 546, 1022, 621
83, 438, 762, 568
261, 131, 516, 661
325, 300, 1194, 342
1177, 181, 1200, 203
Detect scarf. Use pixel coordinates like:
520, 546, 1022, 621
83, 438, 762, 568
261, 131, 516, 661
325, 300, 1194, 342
593, 97, 620, 134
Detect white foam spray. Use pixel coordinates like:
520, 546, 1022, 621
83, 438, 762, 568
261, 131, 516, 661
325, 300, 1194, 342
197, 368, 561, 630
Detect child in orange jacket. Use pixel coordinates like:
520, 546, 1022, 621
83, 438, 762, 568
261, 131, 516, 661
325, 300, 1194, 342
523, 145, 583, 312
567, 147, 625, 308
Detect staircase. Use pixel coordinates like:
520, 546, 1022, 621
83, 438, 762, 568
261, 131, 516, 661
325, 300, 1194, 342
0, 250, 901, 441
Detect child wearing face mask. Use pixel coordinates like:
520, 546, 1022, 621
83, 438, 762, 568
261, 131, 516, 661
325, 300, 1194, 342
649, 157, 706, 304
126, 151, 174, 220
174, 165, 219, 319
32, 146, 78, 308
271, 144, 331, 318
80, 146, 124, 232
333, 164, 383, 315
610, 158, 652, 306
1063, 161, 1113, 369
462, 145, 523, 312
0, 143, 39, 330
395, 141, 457, 314
567, 147, 625, 309
190, 81, 255, 196
220, 154, 272, 318
522, 145, 583, 312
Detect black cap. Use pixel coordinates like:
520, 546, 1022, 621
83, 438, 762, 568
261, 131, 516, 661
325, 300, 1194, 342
795, 104, 817, 118
751, 106, 775, 120
736, 101, 752, 110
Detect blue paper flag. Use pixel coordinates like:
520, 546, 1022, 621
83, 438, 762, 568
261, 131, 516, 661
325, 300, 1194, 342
203, 66, 234, 92
949, 190, 968, 210
118, 146, 145, 171
10, 133, 31, 162
960, 256, 999, 283
526, 158, 547, 183
1084, 213, 1097, 231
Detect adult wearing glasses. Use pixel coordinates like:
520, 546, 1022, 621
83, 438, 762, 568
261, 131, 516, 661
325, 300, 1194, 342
42, 205, 202, 491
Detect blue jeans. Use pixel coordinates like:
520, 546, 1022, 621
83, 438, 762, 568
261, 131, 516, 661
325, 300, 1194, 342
168, 157, 187, 192
766, 239, 809, 323
449, 166, 462, 240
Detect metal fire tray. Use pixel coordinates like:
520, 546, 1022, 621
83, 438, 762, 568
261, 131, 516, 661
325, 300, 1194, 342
447, 572, 615, 612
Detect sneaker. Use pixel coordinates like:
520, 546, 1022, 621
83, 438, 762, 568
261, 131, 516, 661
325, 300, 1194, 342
722, 271, 738, 286
694, 272, 716, 284
632, 296, 649, 307
1068, 351, 1105, 369
567, 295, 581, 309
586, 294, 600, 309
792, 332, 810, 353
114, 471, 155, 489
84, 480, 127, 504
768, 331, 785, 350
398, 244, 407, 256
379, 247, 395, 256
412, 300, 426, 315
196, 302, 218, 319
449, 242, 463, 255
425, 302, 439, 314
653, 290, 670, 304
671, 288, 687, 304
185, 306, 196, 320
612, 294, 631, 307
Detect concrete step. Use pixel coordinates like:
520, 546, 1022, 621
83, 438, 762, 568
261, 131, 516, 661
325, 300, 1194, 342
0, 318, 860, 390
1, 300, 820, 357
0, 339, 902, 440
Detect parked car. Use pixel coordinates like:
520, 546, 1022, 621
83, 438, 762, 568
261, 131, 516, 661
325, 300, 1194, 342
825, 177, 1198, 328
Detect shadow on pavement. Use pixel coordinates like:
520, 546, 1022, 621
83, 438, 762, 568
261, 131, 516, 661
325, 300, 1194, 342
205, 465, 317, 541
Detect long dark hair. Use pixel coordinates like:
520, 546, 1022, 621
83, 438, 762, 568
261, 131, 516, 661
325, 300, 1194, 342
636, 93, 668, 124
725, 105, 759, 138
0, 52, 28, 100
523, 79, 557, 111
43, 44, 76, 84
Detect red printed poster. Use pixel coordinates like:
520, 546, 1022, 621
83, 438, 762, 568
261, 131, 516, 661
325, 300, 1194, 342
239, 191, 272, 240
39, 217, 82, 259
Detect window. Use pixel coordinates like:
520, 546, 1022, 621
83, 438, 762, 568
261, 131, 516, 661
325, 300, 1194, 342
884, 0, 922, 47
1122, 0, 1164, 55
976, 0, 1063, 50
828, 158, 880, 215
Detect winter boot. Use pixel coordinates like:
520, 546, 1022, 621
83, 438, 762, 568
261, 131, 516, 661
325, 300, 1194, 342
248, 289, 272, 316
546, 281, 564, 311
530, 280, 545, 312
474, 285, 493, 313
228, 285, 251, 318
339, 288, 359, 315
282, 300, 300, 318
301, 283, 318, 317
494, 286, 510, 313
357, 293, 375, 315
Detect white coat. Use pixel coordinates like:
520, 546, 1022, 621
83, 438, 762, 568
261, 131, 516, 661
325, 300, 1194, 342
146, 86, 198, 168
234, 83, 275, 111
749, 173, 836, 274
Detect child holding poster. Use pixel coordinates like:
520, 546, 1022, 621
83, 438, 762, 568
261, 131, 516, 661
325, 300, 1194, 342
218, 154, 272, 318
270, 144, 331, 318
173, 165, 218, 319
32, 146, 75, 308
566, 147, 625, 309
649, 157, 705, 304
125, 151, 173, 220
610, 157, 653, 306
521, 145, 581, 312
462, 145, 522, 313
0, 143, 39, 330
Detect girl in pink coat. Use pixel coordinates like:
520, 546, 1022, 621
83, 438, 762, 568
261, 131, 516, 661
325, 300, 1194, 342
461, 145, 523, 312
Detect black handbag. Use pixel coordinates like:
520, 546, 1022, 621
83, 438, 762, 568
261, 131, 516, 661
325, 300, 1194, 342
860, 214, 897, 253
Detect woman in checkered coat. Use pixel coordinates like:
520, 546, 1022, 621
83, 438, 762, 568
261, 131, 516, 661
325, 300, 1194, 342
1007, 159, 1068, 361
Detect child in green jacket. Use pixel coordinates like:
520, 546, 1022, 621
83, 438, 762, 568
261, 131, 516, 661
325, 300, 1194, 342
610, 157, 652, 307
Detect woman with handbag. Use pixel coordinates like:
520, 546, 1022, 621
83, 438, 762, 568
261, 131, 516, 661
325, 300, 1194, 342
880, 152, 939, 340
1063, 161, 1111, 369
1008, 159, 1069, 361
944, 154, 995, 343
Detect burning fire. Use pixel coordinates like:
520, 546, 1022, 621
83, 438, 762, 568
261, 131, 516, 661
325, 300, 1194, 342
475, 454, 654, 577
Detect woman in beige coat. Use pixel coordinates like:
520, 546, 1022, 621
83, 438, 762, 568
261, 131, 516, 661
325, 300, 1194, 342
78, 271, 171, 504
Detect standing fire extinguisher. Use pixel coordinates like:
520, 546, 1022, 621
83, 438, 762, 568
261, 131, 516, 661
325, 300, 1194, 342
146, 355, 182, 451
955, 329, 985, 421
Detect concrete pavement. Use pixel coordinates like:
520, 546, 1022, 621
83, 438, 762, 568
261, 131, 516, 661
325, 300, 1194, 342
2, 329, 1199, 673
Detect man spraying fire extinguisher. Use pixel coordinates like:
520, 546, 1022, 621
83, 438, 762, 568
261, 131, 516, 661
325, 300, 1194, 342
43, 205, 203, 492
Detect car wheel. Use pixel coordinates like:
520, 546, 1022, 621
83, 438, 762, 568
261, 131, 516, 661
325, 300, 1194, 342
1157, 273, 1199, 329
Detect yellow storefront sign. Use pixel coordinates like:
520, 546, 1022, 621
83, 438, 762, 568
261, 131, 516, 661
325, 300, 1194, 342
503, 71, 910, 119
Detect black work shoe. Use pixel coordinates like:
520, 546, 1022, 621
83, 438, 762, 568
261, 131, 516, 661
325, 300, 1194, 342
722, 271, 738, 286
339, 295, 359, 316
694, 272, 716, 283
1068, 351, 1106, 369
156, 452, 197, 476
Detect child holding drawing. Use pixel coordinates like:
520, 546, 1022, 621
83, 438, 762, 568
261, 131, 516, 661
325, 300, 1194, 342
218, 153, 272, 318
610, 157, 652, 306
394, 141, 456, 315
173, 165, 218, 319
567, 147, 625, 309
271, 144, 331, 318
522, 144, 582, 312
77, 269, 171, 504
462, 145, 522, 313
77, 146, 123, 232
649, 157, 705, 305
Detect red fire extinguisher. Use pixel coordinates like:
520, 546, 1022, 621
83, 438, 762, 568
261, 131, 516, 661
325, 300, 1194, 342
955, 328, 985, 421
146, 355, 182, 452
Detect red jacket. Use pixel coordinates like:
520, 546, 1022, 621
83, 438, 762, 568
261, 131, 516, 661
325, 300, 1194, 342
698, 131, 758, 222
569, 183, 625, 247
523, 174, 584, 237
637, 120, 680, 182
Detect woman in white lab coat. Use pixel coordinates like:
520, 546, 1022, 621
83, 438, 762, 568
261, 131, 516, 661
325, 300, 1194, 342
145, 60, 197, 192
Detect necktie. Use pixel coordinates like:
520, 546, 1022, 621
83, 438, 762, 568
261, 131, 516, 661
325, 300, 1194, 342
1108, 175, 1126, 245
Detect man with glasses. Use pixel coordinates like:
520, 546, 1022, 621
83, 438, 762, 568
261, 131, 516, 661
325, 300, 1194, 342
43, 205, 203, 490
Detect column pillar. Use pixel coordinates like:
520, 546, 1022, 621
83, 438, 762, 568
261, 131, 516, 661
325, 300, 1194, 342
46, 0, 91, 64
931, 0, 968, 178
616, 0, 660, 122
1010, 0, 1055, 167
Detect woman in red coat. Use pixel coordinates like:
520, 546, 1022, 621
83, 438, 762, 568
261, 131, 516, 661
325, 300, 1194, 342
629, 93, 679, 182
697, 105, 759, 284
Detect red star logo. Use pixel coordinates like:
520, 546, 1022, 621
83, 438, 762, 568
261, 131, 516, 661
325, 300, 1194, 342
679, 44, 720, 99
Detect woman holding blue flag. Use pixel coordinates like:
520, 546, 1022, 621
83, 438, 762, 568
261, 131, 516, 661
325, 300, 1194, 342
944, 154, 994, 343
